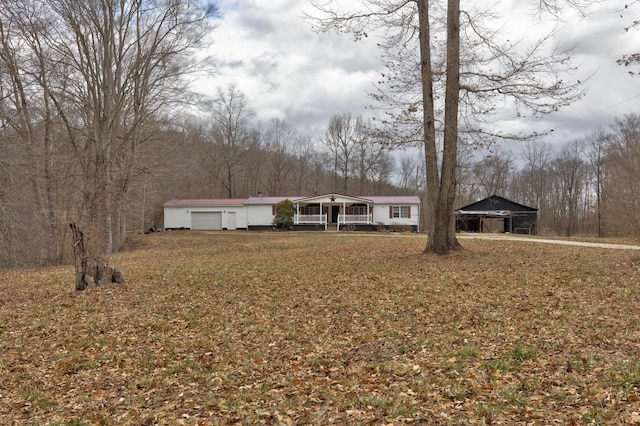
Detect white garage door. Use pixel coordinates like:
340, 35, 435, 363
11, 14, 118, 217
191, 212, 222, 230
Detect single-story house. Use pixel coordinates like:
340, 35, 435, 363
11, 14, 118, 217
163, 193, 421, 232
455, 195, 538, 234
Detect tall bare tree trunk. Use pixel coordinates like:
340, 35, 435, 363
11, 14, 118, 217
421, 0, 461, 254
417, 0, 438, 250
309, 0, 595, 252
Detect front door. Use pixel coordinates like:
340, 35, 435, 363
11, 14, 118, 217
331, 206, 340, 224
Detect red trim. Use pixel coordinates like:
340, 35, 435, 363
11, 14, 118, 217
407, 206, 411, 218
389, 206, 393, 218
272, 205, 276, 215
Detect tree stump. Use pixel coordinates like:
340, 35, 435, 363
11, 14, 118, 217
70, 223, 125, 290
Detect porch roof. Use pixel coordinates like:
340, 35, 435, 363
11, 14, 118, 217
294, 194, 421, 205
294, 193, 372, 204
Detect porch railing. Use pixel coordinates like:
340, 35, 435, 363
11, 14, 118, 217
294, 213, 372, 230
337, 214, 372, 229
294, 214, 327, 225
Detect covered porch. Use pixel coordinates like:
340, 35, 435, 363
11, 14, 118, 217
293, 194, 374, 231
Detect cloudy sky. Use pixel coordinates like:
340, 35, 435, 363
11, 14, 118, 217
197, 0, 640, 153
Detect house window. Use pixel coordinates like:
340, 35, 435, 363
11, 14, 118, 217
347, 205, 367, 215
391, 206, 411, 218
302, 205, 320, 215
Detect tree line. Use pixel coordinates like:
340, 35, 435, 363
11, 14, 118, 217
174, 85, 399, 202
167, 105, 640, 242
1, 0, 636, 267
0, 66, 404, 268
0, 0, 217, 266
0, 0, 398, 268
454, 114, 640, 238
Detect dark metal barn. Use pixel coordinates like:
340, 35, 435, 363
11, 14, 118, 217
455, 195, 538, 235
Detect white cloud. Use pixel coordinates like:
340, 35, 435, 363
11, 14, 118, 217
196, 0, 382, 135
198, 0, 640, 147
488, 0, 640, 154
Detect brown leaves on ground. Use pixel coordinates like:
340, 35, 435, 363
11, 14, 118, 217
1, 231, 639, 425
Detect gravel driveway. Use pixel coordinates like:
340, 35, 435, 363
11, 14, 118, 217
457, 233, 640, 250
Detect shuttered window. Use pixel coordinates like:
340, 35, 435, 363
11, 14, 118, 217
390, 206, 411, 218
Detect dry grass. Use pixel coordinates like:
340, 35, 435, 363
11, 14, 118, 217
1, 231, 639, 425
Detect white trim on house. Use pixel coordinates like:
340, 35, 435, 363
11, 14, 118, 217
163, 193, 421, 231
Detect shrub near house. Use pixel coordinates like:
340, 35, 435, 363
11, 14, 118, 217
273, 199, 295, 229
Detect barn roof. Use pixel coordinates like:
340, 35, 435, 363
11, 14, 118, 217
456, 195, 537, 214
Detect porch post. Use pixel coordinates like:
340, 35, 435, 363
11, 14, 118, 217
343, 201, 346, 227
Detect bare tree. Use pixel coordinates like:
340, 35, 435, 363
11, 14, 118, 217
521, 141, 553, 210
322, 113, 361, 193
67, 0, 215, 252
369, 154, 395, 195
351, 119, 389, 194
0, 0, 217, 257
263, 119, 297, 195
207, 84, 256, 199
308, 154, 330, 195
397, 153, 422, 193
291, 135, 315, 195
606, 113, 640, 235
584, 129, 611, 237
0, 158, 16, 266
454, 143, 479, 207
608, 114, 640, 183
472, 152, 513, 199
0, 4, 74, 264
550, 140, 587, 236
309, 0, 593, 254
239, 128, 264, 198
617, 1, 640, 75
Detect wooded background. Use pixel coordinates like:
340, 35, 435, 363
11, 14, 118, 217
1, 0, 640, 268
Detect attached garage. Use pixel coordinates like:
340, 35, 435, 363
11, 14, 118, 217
191, 212, 222, 230
163, 199, 248, 230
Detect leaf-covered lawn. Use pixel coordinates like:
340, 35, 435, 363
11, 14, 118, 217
1, 231, 639, 425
